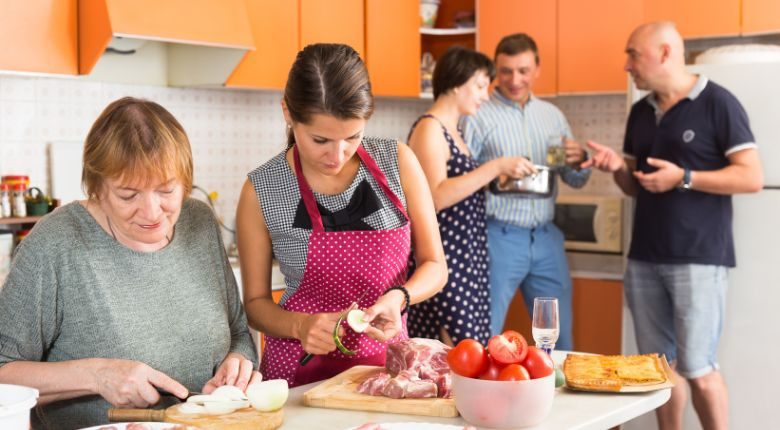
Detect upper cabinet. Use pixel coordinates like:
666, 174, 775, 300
300, 0, 364, 58
743, 0, 780, 35
558, 0, 643, 94
79, 0, 254, 86
477, 0, 557, 96
365, 0, 420, 97
644, 0, 739, 39
226, 0, 299, 90
420, 0, 476, 98
0, 0, 78, 75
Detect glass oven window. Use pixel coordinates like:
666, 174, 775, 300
554, 204, 597, 242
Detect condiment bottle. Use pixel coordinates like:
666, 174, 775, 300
0, 183, 11, 218
11, 184, 26, 217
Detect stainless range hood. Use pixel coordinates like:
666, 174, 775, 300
78, 0, 255, 87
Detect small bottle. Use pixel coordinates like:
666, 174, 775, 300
11, 184, 26, 217
0, 183, 11, 218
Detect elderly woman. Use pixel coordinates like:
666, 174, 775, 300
0, 97, 258, 430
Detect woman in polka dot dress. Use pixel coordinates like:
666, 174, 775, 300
236, 44, 447, 387
406, 47, 529, 346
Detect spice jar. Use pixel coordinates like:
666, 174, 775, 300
0, 183, 11, 218
11, 184, 27, 217
1, 175, 30, 188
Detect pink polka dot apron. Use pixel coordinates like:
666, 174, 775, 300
261, 144, 411, 387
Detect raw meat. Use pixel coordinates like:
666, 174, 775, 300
356, 338, 452, 399
381, 369, 437, 399
357, 371, 391, 396
353, 423, 384, 430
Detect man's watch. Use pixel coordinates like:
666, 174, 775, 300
678, 168, 692, 191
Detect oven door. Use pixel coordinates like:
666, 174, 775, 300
554, 195, 623, 253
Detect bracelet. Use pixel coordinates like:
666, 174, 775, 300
383, 285, 410, 315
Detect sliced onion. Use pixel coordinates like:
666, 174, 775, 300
178, 403, 207, 415
246, 379, 289, 412
186, 395, 218, 404
211, 385, 249, 401
202, 402, 237, 415
347, 309, 370, 333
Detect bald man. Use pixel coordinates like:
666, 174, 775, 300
583, 22, 763, 430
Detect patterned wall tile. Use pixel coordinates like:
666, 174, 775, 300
0, 74, 629, 245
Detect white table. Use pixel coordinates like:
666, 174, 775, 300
278, 351, 671, 430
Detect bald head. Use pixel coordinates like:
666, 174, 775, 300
625, 21, 689, 91
630, 21, 685, 66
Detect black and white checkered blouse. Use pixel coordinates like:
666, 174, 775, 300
248, 136, 408, 305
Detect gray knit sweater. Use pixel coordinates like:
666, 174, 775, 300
0, 199, 257, 430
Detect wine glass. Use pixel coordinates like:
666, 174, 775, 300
532, 297, 560, 355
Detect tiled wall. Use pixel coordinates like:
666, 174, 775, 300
553, 94, 628, 196
0, 74, 628, 245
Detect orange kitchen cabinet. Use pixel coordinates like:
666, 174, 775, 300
226, 0, 299, 89
557, 0, 642, 94
503, 278, 623, 355
743, 0, 780, 35
477, 0, 557, 96
570, 278, 623, 355
419, 0, 476, 98
644, 0, 739, 39
272, 289, 284, 303
365, 0, 420, 97
0, 0, 78, 74
300, 0, 364, 58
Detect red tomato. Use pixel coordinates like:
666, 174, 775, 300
478, 356, 506, 380
447, 339, 488, 378
487, 330, 528, 365
497, 363, 531, 381
521, 346, 555, 379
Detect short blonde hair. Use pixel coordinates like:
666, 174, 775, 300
82, 97, 193, 199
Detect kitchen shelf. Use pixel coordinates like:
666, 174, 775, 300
419, 91, 434, 99
0, 216, 42, 226
420, 27, 476, 36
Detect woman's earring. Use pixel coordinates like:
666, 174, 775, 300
286, 123, 292, 130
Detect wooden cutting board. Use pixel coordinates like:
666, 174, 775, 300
303, 365, 458, 418
108, 404, 283, 430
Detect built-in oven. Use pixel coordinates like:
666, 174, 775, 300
554, 194, 624, 254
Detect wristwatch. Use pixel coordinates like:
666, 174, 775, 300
678, 168, 692, 191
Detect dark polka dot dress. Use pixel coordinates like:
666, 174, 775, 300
407, 115, 491, 345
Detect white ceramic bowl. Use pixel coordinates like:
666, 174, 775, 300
0, 384, 39, 430
451, 372, 555, 429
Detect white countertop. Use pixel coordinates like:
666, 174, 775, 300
278, 351, 670, 430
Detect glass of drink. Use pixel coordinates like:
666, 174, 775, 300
532, 297, 560, 355
546, 135, 566, 169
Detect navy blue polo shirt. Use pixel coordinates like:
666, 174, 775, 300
624, 76, 756, 267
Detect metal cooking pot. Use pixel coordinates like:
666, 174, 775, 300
489, 165, 554, 197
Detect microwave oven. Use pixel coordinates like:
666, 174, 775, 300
553, 194, 624, 254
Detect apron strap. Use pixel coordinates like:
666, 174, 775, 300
355, 145, 409, 222
292, 143, 410, 233
293, 145, 325, 232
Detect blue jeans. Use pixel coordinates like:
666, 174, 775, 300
624, 259, 727, 378
487, 219, 573, 350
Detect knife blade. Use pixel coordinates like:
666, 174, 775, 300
156, 389, 203, 400
299, 286, 375, 366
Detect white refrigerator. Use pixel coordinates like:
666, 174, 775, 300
623, 60, 780, 429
